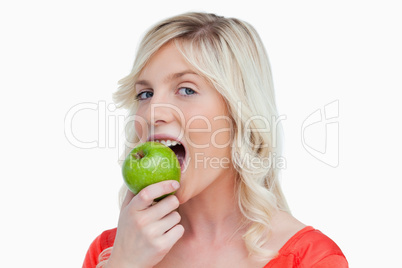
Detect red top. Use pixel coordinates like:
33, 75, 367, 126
263, 226, 348, 267
83, 226, 348, 267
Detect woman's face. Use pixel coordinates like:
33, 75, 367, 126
134, 42, 234, 203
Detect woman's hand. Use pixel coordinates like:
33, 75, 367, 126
105, 180, 184, 268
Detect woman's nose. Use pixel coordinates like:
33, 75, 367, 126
146, 93, 179, 127
150, 103, 171, 126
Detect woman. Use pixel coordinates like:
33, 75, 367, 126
83, 12, 348, 267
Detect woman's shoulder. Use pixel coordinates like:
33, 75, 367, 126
98, 228, 117, 248
264, 211, 348, 267
280, 226, 344, 255
83, 228, 117, 268
266, 226, 348, 267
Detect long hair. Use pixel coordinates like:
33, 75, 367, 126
113, 12, 289, 259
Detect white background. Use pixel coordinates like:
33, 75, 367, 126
1, 1, 401, 267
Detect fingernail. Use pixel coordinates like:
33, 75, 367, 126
172, 181, 180, 190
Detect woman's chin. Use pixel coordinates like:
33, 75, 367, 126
174, 188, 189, 205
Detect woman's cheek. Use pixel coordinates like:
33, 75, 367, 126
211, 127, 232, 149
134, 115, 149, 142
185, 117, 213, 149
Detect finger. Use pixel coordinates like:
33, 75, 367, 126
159, 224, 185, 250
159, 211, 182, 235
141, 210, 181, 240
132, 180, 180, 210
146, 195, 180, 221
121, 189, 135, 210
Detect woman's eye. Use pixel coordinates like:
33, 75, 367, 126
136, 91, 153, 100
178, 87, 196, 96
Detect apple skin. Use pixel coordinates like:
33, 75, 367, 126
122, 141, 181, 200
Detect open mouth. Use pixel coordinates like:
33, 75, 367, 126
154, 139, 186, 170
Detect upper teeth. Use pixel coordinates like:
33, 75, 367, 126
155, 139, 181, 147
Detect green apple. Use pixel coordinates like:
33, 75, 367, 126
122, 141, 181, 201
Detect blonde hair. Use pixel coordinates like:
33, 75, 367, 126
113, 12, 289, 259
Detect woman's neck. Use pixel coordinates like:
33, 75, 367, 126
177, 171, 245, 244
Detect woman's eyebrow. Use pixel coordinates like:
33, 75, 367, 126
164, 70, 198, 83
134, 80, 151, 87
135, 70, 198, 87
